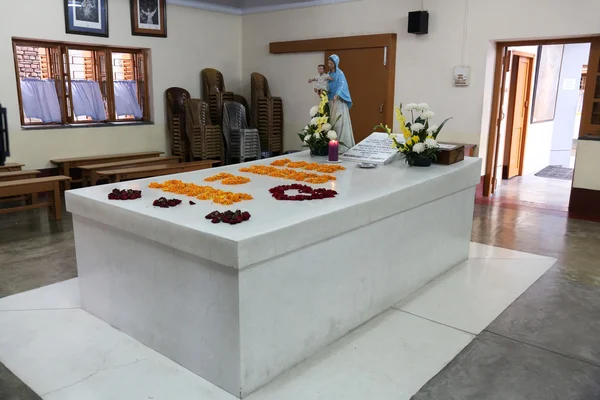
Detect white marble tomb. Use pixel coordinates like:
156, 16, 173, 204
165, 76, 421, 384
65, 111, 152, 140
66, 152, 482, 398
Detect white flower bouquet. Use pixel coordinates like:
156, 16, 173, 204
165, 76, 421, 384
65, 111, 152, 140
298, 92, 344, 156
376, 103, 452, 167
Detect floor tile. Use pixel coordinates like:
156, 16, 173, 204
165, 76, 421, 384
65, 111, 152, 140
0, 361, 41, 400
248, 309, 473, 400
395, 257, 556, 334
469, 242, 550, 260
487, 271, 600, 366
0, 309, 234, 400
0, 279, 80, 311
412, 332, 600, 400
0, 252, 77, 299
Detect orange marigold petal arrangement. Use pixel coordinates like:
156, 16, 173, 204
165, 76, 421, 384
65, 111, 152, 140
149, 180, 253, 206
204, 172, 251, 185
269, 158, 346, 173
239, 165, 336, 184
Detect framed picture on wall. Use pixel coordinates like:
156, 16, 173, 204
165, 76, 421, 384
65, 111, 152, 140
531, 44, 564, 124
130, 0, 167, 38
64, 0, 109, 37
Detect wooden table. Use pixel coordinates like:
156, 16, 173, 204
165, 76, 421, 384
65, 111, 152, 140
50, 151, 164, 190
99, 160, 219, 183
0, 163, 25, 172
80, 156, 181, 187
0, 176, 71, 219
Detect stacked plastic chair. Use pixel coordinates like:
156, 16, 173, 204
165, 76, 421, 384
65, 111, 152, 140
165, 87, 191, 161
184, 98, 224, 164
250, 73, 283, 155
222, 101, 261, 164
201, 68, 234, 129
234, 94, 253, 128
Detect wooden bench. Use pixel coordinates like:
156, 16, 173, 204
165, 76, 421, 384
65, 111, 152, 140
0, 176, 71, 220
0, 163, 24, 172
80, 156, 182, 187
98, 160, 219, 183
0, 170, 39, 182
50, 151, 164, 189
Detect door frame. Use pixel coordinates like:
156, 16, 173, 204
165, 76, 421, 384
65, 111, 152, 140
270, 34, 397, 129
483, 36, 600, 197
503, 51, 535, 179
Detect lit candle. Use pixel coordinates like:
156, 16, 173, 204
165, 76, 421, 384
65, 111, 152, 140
328, 140, 339, 162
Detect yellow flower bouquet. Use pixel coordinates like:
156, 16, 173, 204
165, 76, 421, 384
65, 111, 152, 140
376, 103, 452, 167
298, 91, 343, 156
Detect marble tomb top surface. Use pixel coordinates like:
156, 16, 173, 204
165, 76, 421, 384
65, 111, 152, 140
66, 152, 481, 269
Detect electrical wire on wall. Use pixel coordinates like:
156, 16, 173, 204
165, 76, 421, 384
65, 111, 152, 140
460, 0, 470, 67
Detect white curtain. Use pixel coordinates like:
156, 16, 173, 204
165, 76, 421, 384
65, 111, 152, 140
113, 80, 143, 119
70, 80, 107, 121
20, 79, 62, 123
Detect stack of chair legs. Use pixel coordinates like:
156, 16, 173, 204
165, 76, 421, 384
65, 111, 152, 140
251, 73, 283, 155
166, 87, 191, 162
185, 99, 224, 164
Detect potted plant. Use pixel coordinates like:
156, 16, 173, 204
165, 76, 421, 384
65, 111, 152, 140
298, 92, 343, 156
376, 103, 451, 167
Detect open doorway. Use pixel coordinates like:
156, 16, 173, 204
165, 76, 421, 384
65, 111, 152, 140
482, 38, 595, 214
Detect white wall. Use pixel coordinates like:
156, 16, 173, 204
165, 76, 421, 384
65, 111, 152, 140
1, 0, 242, 169
550, 43, 590, 166
241, 0, 600, 173
573, 139, 600, 191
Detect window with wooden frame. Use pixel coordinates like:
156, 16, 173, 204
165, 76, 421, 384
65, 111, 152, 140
12, 38, 150, 127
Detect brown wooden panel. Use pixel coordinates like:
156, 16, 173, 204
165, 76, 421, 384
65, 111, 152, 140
270, 34, 396, 54
569, 187, 600, 220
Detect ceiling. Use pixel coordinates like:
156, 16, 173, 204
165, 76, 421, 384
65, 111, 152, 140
168, 0, 357, 15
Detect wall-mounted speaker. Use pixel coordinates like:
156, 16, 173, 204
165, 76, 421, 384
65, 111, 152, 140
408, 11, 429, 34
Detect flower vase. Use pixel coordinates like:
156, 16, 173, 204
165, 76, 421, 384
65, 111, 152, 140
413, 156, 432, 167
310, 146, 329, 157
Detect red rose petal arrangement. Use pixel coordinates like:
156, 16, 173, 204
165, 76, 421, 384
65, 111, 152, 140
153, 197, 182, 208
205, 210, 251, 225
108, 188, 142, 200
269, 184, 337, 201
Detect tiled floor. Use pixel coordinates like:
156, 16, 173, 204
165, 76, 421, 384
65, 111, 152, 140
1, 201, 600, 399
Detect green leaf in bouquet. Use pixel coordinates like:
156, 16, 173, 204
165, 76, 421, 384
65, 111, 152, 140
433, 117, 452, 139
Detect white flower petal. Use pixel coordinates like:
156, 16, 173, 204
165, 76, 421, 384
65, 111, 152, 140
425, 138, 438, 148
417, 103, 429, 111
304, 134, 312, 143
327, 130, 338, 140
310, 106, 319, 117
427, 124, 438, 134
411, 122, 424, 132
404, 103, 418, 111
413, 142, 426, 154
421, 111, 435, 119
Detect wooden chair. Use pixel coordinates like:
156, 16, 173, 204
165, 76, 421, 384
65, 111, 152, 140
222, 102, 261, 163
0, 176, 71, 219
80, 156, 181, 186
166, 87, 191, 161
185, 99, 224, 164
251, 72, 283, 154
50, 151, 163, 189
98, 160, 219, 183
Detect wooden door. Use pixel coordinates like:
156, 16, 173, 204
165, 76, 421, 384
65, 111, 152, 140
325, 48, 387, 143
504, 53, 534, 179
580, 38, 600, 137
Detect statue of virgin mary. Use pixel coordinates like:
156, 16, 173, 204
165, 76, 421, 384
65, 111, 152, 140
327, 54, 355, 152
